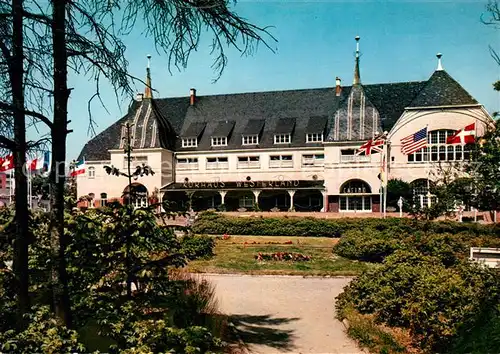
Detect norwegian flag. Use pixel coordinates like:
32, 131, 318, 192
446, 123, 476, 144
0, 154, 13, 172
357, 138, 384, 156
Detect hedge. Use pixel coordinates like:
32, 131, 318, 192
335, 250, 500, 353
192, 211, 500, 238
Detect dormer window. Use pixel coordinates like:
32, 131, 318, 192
274, 134, 291, 144
242, 135, 259, 145
211, 137, 227, 146
305, 116, 327, 144
182, 137, 197, 148
306, 133, 323, 143
273, 118, 295, 145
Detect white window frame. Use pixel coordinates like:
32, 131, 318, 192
306, 133, 323, 143
339, 196, 372, 212
301, 153, 325, 167
123, 156, 148, 169
88, 166, 96, 179
211, 136, 228, 147
269, 155, 293, 168
242, 135, 259, 145
206, 156, 229, 170
182, 137, 198, 148
176, 157, 199, 170
274, 134, 291, 144
407, 130, 470, 163
237, 156, 260, 169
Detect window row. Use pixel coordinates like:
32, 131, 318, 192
176, 154, 325, 170
407, 129, 472, 163
181, 133, 324, 148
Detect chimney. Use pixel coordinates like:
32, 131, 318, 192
136, 92, 144, 102
190, 88, 196, 106
335, 77, 342, 96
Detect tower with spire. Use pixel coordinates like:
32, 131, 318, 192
144, 54, 153, 99
327, 36, 382, 142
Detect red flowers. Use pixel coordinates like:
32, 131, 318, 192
255, 252, 311, 262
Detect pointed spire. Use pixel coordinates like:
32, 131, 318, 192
436, 53, 443, 71
353, 36, 361, 85
144, 54, 152, 99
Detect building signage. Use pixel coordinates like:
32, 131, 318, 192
181, 180, 301, 189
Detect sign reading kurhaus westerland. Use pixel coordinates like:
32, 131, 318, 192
164, 180, 325, 190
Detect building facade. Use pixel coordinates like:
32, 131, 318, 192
77, 40, 495, 212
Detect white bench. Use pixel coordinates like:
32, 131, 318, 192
470, 247, 500, 268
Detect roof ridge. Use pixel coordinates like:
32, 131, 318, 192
152, 80, 427, 100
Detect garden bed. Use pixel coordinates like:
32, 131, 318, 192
186, 236, 372, 276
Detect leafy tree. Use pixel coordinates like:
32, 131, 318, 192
386, 178, 412, 210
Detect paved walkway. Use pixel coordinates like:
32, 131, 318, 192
203, 274, 364, 354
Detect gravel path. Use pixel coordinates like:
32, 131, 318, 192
202, 274, 364, 354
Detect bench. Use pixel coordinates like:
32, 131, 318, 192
470, 247, 500, 268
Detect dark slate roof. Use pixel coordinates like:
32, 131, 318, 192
243, 119, 265, 135
79, 71, 478, 160
182, 122, 206, 137
306, 116, 328, 133
212, 120, 235, 137
275, 118, 296, 134
408, 70, 478, 108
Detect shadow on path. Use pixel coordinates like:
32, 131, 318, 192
228, 314, 299, 351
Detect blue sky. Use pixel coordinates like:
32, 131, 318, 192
66, 0, 500, 160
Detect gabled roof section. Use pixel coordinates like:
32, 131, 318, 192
275, 118, 296, 134
243, 119, 265, 135
408, 70, 478, 108
212, 120, 235, 137
306, 116, 328, 133
182, 122, 206, 138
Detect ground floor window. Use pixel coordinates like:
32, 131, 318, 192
239, 195, 254, 208
339, 196, 372, 212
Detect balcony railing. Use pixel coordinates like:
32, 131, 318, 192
301, 159, 324, 167
206, 162, 229, 170
340, 155, 371, 163
237, 161, 260, 169
177, 163, 199, 170
269, 160, 293, 168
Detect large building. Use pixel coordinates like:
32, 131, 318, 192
77, 38, 494, 213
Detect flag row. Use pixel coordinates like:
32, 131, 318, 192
356, 123, 476, 156
0, 151, 51, 173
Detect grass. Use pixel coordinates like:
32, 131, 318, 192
341, 306, 418, 354
186, 235, 372, 276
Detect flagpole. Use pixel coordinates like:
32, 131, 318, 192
379, 145, 383, 218
383, 139, 388, 218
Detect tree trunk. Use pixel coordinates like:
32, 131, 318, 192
11, 0, 30, 328
50, 0, 72, 328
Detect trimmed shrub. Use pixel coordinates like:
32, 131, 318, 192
180, 234, 215, 260
192, 212, 500, 238
333, 230, 401, 262
336, 250, 500, 353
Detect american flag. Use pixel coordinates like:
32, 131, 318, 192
400, 127, 427, 155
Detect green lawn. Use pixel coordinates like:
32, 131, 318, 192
187, 236, 372, 276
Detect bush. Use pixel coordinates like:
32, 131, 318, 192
192, 212, 500, 238
0, 306, 87, 353
333, 230, 401, 262
336, 250, 500, 353
180, 234, 215, 260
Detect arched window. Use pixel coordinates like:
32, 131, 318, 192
339, 180, 372, 212
408, 129, 469, 163
100, 192, 107, 207
123, 183, 149, 208
88, 166, 95, 179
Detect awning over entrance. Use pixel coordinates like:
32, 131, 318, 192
161, 179, 324, 192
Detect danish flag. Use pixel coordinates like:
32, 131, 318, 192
0, 154, 13, 172
357, 138, 384, 156
446, 123, 476, 144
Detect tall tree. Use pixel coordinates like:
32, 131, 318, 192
1, 0, 275, 326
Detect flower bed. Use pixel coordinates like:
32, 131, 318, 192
242, 240, 293, 245
255, 252, 311, 262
